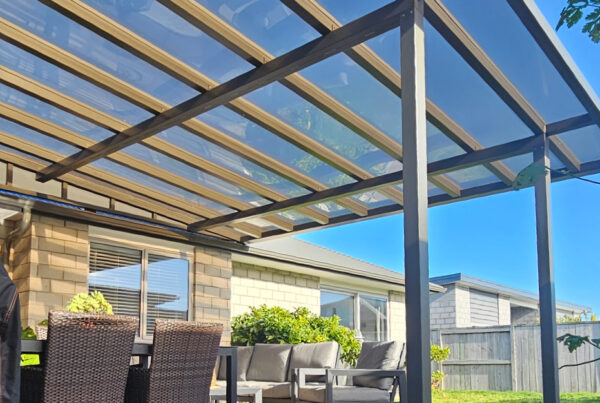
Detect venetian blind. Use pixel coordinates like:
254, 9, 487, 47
89, 243, 142, 320
146, 254, 189, 335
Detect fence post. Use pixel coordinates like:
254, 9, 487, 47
510, 326, 517, 391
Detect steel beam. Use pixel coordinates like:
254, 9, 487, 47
401, 1, 432, 402
533, 135, 560, 403
36, 0, 409, 182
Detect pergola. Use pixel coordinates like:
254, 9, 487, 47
0, 0, 598, 401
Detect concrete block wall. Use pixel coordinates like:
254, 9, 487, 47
231, 261, 320, 317
194, 247, 232, 345
12, 215, 89, 328
389, 291, 406, 343
430, 285, 458, 329
455, 285, 471, 327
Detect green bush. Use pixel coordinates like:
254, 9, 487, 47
431, 344, 450, 390
231, 305, 361, 366
66, 291, 113, 314
21, 326, 39, 367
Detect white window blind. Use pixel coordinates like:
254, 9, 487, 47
146, 254, 188, 335
89, 243, 142, 319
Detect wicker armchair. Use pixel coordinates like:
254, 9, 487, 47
21, 310, 138, 403
125, 319, 223, 403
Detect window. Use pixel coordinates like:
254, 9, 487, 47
320, 289, 388, 342
89, 242, 190, 337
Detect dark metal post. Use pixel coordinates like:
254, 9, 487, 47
225, 347, 238, 403
534, 135, 560, 402
400, 1, 431, 402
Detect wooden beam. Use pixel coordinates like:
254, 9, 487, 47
36, 0, 409, 181
281, 0, 515, 185
0, 16, 366, 217
159, 0, 461, 197
0, 67, 296, 232
546, 114, 593, 135
189, 135, 541, 231
0, 131, 249, 241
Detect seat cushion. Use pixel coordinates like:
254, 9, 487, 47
216, 381, 291, 398
354, 341, 400, 390
299, 383, 390, 403
246, 344, 293, 382
287, 341, 338, 382
217, 346, 254, 381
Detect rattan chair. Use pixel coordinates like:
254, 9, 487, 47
20, 310, 138, 403
125, 319, 223, 403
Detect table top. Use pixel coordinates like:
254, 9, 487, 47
209, 386, 262, 396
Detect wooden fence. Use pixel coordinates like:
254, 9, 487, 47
431, 322, 600, 393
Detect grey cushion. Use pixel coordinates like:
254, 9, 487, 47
299, 383, 390, 403
217, 346, 254, 381
353, 341, 401, 390
246, 344, 293, 382
287, 341, 339, 382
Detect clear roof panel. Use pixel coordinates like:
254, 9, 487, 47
156, 127, 310, 198
0, 40, 152, 125
91, 158, 235, 215
445, 165, 499, 189
196, 0, 320, 57
441, 0, 586, 123
244, 81, 397, 175
318, 0, 392, 25
0, 144, 49, 165
500, 153, 534, 176
549, 151, 566, 171
0, 117, 79, 156
558, 126, 600, 164
0, 0, 197, 105
0, 84, 113, 142
82, 0, 253, 84
122, 143, 272, 207
428, 182, 446, 197
196, 106, 356, 187
352, 191, 396, 209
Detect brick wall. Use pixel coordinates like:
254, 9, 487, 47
13, 215, 89, 328
193, 247, 232, 345
430, 285, 458, 329
230, 261, 320, 317
389, 291, 406, 343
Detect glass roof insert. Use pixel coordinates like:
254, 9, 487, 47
445, 165, 499, 189
0, 40, 152, 125
244, 81, 397, 176
196, 106, 356, 188
156, 126, 311, 198
195, 0, 321, 57
441, 0, 586, 123
91, 158, 235, 215
122, 143, 272, 207
0, 84, 114, 142
558, 126, 600, 164
318, 0, 393, 25
0, 0, 197, 105
0, 117, 79, 156
352, 191, 396, 209
82, 0, 254, 84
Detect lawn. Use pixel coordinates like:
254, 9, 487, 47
431, 390, 600, 402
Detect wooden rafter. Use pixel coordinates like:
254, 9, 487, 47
159, 0, 461, 197
0, 16, 367, 217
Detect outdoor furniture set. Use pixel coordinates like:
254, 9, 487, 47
213, 340, 407, 403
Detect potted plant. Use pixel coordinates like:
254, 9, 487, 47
35, 291, 113, 339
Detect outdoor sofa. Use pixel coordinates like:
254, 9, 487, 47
214, 340, 406, 403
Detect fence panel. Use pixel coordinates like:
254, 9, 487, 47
433, 322, 600, 393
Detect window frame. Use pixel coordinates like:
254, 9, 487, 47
89, 237, 193, 341
320, 285, 390, 341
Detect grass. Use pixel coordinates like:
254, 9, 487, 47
431, 390, 600, 402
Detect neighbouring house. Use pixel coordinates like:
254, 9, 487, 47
429, 273, 591, 329
1, 206, 445, 345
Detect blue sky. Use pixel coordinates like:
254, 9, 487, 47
298, 0, 600, 314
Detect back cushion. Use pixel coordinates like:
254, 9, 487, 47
354, 341, 401, 390
246, 344, 293, 382
287, 342, 339, 382
217, 346, 254, 381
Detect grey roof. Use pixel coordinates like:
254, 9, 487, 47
430, 273, 591, 313
247, 237, 444, 292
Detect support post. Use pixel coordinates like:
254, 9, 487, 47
534, 135, 560, 403
400, 1, 431, 402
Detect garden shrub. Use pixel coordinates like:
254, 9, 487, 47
66, 291, 113, 314
431, 344, 450, 390
231, 305, 361, 366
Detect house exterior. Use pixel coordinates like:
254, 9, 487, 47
0, 206, 443, 345
429, 273, 591, 329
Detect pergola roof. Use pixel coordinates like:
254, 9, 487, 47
0, 0, 598, 245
